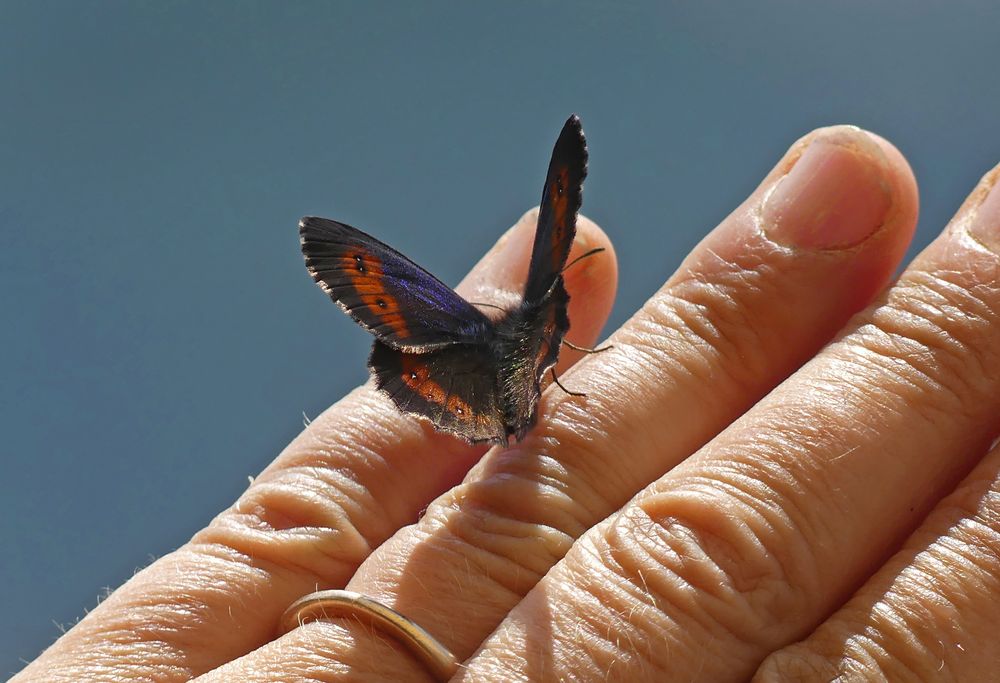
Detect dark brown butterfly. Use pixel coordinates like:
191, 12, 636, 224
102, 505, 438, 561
299, 115, 602, 444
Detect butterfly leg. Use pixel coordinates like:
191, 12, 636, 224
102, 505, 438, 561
469, 301, 506, 312
550, 367, 587, 397
562, 339, 614, 354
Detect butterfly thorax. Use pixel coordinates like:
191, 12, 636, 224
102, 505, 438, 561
494, 277, 571, 440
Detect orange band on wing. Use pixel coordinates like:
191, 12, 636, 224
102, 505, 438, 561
548, 167, 571, 270
341, 250, 411, 338
400, 356, 473, 420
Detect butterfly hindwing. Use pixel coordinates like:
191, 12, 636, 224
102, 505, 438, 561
369, 341, 506, 444
300, 217, 493, 351
523, 115, 588, 303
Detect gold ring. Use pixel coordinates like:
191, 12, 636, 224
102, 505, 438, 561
279, 589, 459, 681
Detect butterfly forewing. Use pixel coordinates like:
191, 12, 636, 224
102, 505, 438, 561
300, 217, 492, 351
523, 115, 588, 303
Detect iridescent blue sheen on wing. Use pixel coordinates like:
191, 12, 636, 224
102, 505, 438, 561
300, 217, 493, 351
380, 257, 475, 323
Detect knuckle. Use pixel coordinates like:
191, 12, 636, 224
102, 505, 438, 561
598, 486, 812, 654
434, 455, 595, 594
753, 647, 841, 682
194, 462, 375, 581
754, 646, 886, 682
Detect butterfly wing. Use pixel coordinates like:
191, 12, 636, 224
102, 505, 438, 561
369, 341, 507, 444
300, 217, 493, 351
522, 114, 588, 303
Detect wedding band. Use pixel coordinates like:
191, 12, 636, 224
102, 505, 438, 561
279, 589, 459, 681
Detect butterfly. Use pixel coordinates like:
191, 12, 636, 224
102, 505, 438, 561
299, 115, 606, 445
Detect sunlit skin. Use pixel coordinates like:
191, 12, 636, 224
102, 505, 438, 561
16, 126, 1000, 682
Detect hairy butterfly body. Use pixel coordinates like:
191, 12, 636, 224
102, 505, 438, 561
300, 115, 589, 445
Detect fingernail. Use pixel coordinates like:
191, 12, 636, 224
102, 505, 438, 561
968, 170, 1000, 253
763, 128, 893, 249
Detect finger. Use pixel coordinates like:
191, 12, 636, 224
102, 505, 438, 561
755, 171, 1000, 682
226, 125, 918, 680
755, 434, 1000, 680
460, 207, 618, 376
465, 163, 1000, 681
11, 211, 617, 683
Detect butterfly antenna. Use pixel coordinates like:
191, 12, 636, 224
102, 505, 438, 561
562, 339, 613, 354
562, 247, 606, 273
550, 367, 587, 397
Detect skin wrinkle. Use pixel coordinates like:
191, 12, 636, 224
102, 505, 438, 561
724, 412, 860, 576
844, 324, 974, 428
200, 513, 364, 583
241, 471, 371, 535
713, 438, 831, 547
551, 560, 663, 681
435, 503, 574, 591
864, 601, 939, 681
858, 271, 1000, 410
887, 571, 965, 668
247, 621, 404, 683
213, 391, 461, 578
608, 517, 757, 674
771, 422, 866, 548
679, 470, 817, 590
890, 275, 995, 372
650, 292, 769, 400
671, 249, 788, 360
417, 507, 555, 598
939, 518, 1000, 580
538, 419, 637, 511
544, 348, 670, 468
575, 533, 705, 672
759, 482, 1000, 681
609, 502, 780, 655
80, 544, 270, 658
831, 341, 940, 410
664, 495, 805, 628
460, 449, 605, 539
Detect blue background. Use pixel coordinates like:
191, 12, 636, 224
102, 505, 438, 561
3, 1, 999, 672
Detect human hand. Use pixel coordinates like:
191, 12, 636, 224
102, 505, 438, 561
15, 125, 1000, 682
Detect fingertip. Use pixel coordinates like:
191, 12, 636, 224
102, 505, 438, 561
754, 125, 919, 267
567, 213, 618, 302
860, 128, 920, 249
560, 212, 619, 363
457, 209, 619, 316
456, 212, 538, 302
